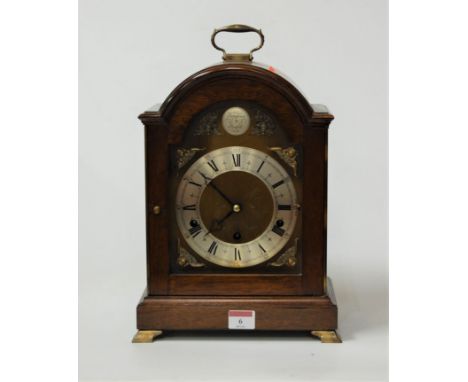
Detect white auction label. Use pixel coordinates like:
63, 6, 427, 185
228, 310, 255, 330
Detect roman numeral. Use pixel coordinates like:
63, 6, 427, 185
189, 224, 202, 238
232, 153, 241, 167
188, 181, 202, 187
272, 225, 285, 236
278, 204, 292, 210
182, 204, 196, 211
207, 160, 219, 172
258, 243, 266, 253
256, 160, 265, 173
198, 171, 212, 183
234, 247, 242, 261
272, 179, 285, 189
208, 241, 218, 255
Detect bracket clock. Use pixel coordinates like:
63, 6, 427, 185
133, 25, 341, 343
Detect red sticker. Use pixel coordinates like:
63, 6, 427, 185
229, 310, 253, 317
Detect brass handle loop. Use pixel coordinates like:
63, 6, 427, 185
211, 24, 264, 62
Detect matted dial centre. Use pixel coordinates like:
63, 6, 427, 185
199, 171, 274, 244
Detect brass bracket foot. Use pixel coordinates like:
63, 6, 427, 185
310, 330, 342, 343
132, 330, 163, 343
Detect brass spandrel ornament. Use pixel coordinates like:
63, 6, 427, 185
270, 146, 298, 176
269, 238, 299, 268
176, 147, 205, 169
177, 240, 206, 268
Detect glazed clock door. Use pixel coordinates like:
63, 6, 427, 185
162, 100, 309, 296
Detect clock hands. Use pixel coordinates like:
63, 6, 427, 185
205, 210, 233, 237
207, 180, 235, 206
204, 179, 239, 237
218, 207, 238, 225
201, 174, 245, 239
204, 204, 241, 237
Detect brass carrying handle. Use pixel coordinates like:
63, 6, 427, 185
211, 24, 264, 62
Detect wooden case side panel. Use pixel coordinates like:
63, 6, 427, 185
144, 119, 170, 295
301, 127, 327, 294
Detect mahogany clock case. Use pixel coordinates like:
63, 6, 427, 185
136, 61, 338, 334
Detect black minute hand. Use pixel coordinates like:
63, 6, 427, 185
208, 180, 234, 205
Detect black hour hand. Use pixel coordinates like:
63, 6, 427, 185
205, 210, 235, 236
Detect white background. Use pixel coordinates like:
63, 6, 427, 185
79, 0, 388, 381
2, 1, 468, 382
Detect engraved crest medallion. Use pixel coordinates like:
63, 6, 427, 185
222, 107, 250, 136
